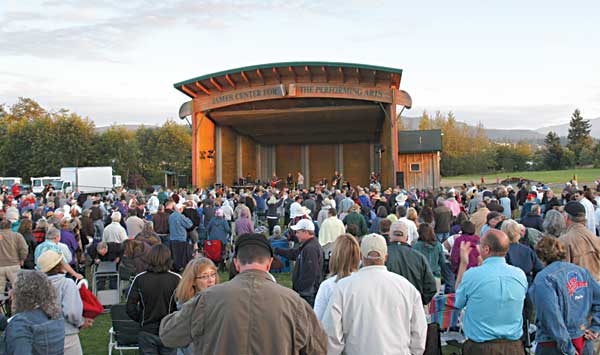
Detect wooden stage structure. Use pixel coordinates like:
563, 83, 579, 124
174, 62, 415, 189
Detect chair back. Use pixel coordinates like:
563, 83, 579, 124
110, 304, 140, 346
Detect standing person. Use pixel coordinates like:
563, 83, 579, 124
322, 233, 427, 355
0, 270, 65, 354
0, 218, 28, 292
266, 194, 283, 234
413, 223, 446, 294
147, 191, 160, 215
59, 219, 80, 271
318, 208, 346, 251
274, 219, 323, 307
454, 230, 528, 354
90, 200, 105, 242
153, 204, 171, 245
560, 201, 600, 282
297, 171, 305, 190
206, 209, 231, 265
433, 198, 452, 242
342, 204, 368, 237
127, 244, 180, 355
449, 221, 481, 274
102, 212, 128, 244
234, 208, 254, 236
530, 237, 600, 355
39, 250, 92, 355
168, 204, 193, 272
126, 209, 145, 239
159, 233, 327, 354
313, 234, 360, 321
521, 204, 544, 232
386, 221, 437, 305
575, 190, 597, 234
17, 218, 36, 269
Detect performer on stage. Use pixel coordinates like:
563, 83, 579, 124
332, 171, 342, 190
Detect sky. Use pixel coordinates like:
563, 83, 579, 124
1, 0, 599, 129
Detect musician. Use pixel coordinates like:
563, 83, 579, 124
270, 173, 281, 188
286, 172, 294, 189
297, 171, 305, 191
331, 171, 342, 190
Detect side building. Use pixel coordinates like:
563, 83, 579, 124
397, 129, 442, 190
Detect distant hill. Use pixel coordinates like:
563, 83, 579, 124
536, 117, 600, 137
399, 116, 545, 143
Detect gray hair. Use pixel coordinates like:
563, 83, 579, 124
111, 211, 121, 222
45, 227, 61, 240
500, 220, 522, 243
543, 210, 566, 237
13, 270, 61, 319
96, 242, 108, 252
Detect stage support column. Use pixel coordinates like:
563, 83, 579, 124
236, 136, 242, 180
215, 126, 222, 184
193, 112, 216, 189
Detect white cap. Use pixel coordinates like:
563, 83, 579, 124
360, 233, 388, 260
290, 218, 315, 232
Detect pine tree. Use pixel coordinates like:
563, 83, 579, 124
418, 110, 432, 130
543, 131, 564, 170
567, 109, 592, 165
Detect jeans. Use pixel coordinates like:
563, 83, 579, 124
93, 220, 104, 242
435, 232, 450, 243
138, 331, 176, 355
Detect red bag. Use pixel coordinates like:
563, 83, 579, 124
77, 280, 104, 319
204, 240, 223, 263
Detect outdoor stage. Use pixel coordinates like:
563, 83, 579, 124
174, 62, 414, 189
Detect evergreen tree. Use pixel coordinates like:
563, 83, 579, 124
567, 109, 592, 165
542, 131, 564, 170
418, 110, 432, 130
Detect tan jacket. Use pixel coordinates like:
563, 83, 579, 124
0, 229, 28, 267
470, 207, 489, 236
560, 223, 600, 282
159, 269, 327, 355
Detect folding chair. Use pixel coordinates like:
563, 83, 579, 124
92, 261, 121, 307
428, 293, 465, 346
108, 304, 140, 355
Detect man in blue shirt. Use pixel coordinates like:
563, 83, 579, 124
454, 229, 527, 354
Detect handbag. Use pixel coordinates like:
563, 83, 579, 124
77, 279, 104, 319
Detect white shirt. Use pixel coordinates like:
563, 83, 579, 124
102, 222, 128, 243
314, 276, 341, 321
221, 203, 234, 221
147, 195, 159, 213
579, 198, 597, 233
322, 265, 427, 355
318, 216, 346, 246
400, 217, 419, 245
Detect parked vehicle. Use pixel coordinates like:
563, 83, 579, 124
30, 176, 60, 194
0, 177, 22, 188
57, 167, 114, 195
112, 175, 122, 188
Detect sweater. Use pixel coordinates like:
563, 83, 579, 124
0, 229, 28, 267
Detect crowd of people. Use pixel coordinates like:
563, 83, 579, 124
1, 175, 600, 354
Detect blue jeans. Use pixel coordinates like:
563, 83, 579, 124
138, 331, 176, 355
435, 232, 449, 243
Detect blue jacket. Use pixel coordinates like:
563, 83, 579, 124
168, 211, 193, 242
207, 217, 231, 244
529, 261, 600, 355
0, 308, 65, 355
253, 193, 267, 212
358, 195, 372, 210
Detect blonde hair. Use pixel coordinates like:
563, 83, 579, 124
329, 234, 361, 282
175, 257, 219, 303
500, 220, 522, 243
407, 207, 419, 225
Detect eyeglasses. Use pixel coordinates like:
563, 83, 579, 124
196, 273, 217, 281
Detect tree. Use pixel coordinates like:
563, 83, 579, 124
418, 110, 432, 130
567, 109, 592, 165
542, 131, 564, 170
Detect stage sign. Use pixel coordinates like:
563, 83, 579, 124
289, 83, 394, 103
194, 84, 286, 111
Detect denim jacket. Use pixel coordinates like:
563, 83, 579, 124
529, 261, 600, 355
0, 308, 65, 355
168, 211, 193, 242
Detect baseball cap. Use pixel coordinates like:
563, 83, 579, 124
360, 233, 388, 259
234, 233, 273, 257
290, 218, 315, 231
389, 221, 408, 238
565, 201, 586, 217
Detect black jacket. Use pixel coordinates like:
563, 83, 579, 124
88, 242, 122, 262
275, 237, 323, 297
521, 213, 544, 232
126, 271, 180, 334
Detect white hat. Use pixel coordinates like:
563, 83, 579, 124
290, 218, 315, 232
360, 233, 388, 259
290, 202, 310, 218
37, 250, 63, 273
5, 207, 19, 222
395, 193, 407, 203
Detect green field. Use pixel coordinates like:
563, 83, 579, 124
441, 167, 600, 187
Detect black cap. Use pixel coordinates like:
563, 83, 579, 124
234, 233, 273, 257
565, 201, 586, 217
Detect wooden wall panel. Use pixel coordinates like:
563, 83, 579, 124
309, 144, 336, 186
221, 126, 237, 185
276, 145, 301, 181
343, 143, 370, 187
241, 136, 257, 181
195, 113, 216, 188
397, 152, 440, 190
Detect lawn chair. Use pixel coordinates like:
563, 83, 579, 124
428, 293, 465, 346
108, 304, 140, 355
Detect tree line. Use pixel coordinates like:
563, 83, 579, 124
402, 109, 600, 176
0, 98, 191, 187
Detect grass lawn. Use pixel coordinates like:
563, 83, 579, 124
441, 167, 600, 187
80, 271, 461, 355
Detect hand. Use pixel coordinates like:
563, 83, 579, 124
584, 329, 598, 340
94, 259, 100, 264
459, 241, 472, 265
81, 318, 94, 329
73, 273, 84, 281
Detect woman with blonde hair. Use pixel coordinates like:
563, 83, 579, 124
175, 257, 219, 304
407, 207, 419, 229
313, 233, 361, 321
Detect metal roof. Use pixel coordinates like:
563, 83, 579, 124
398, 129, 442, 153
